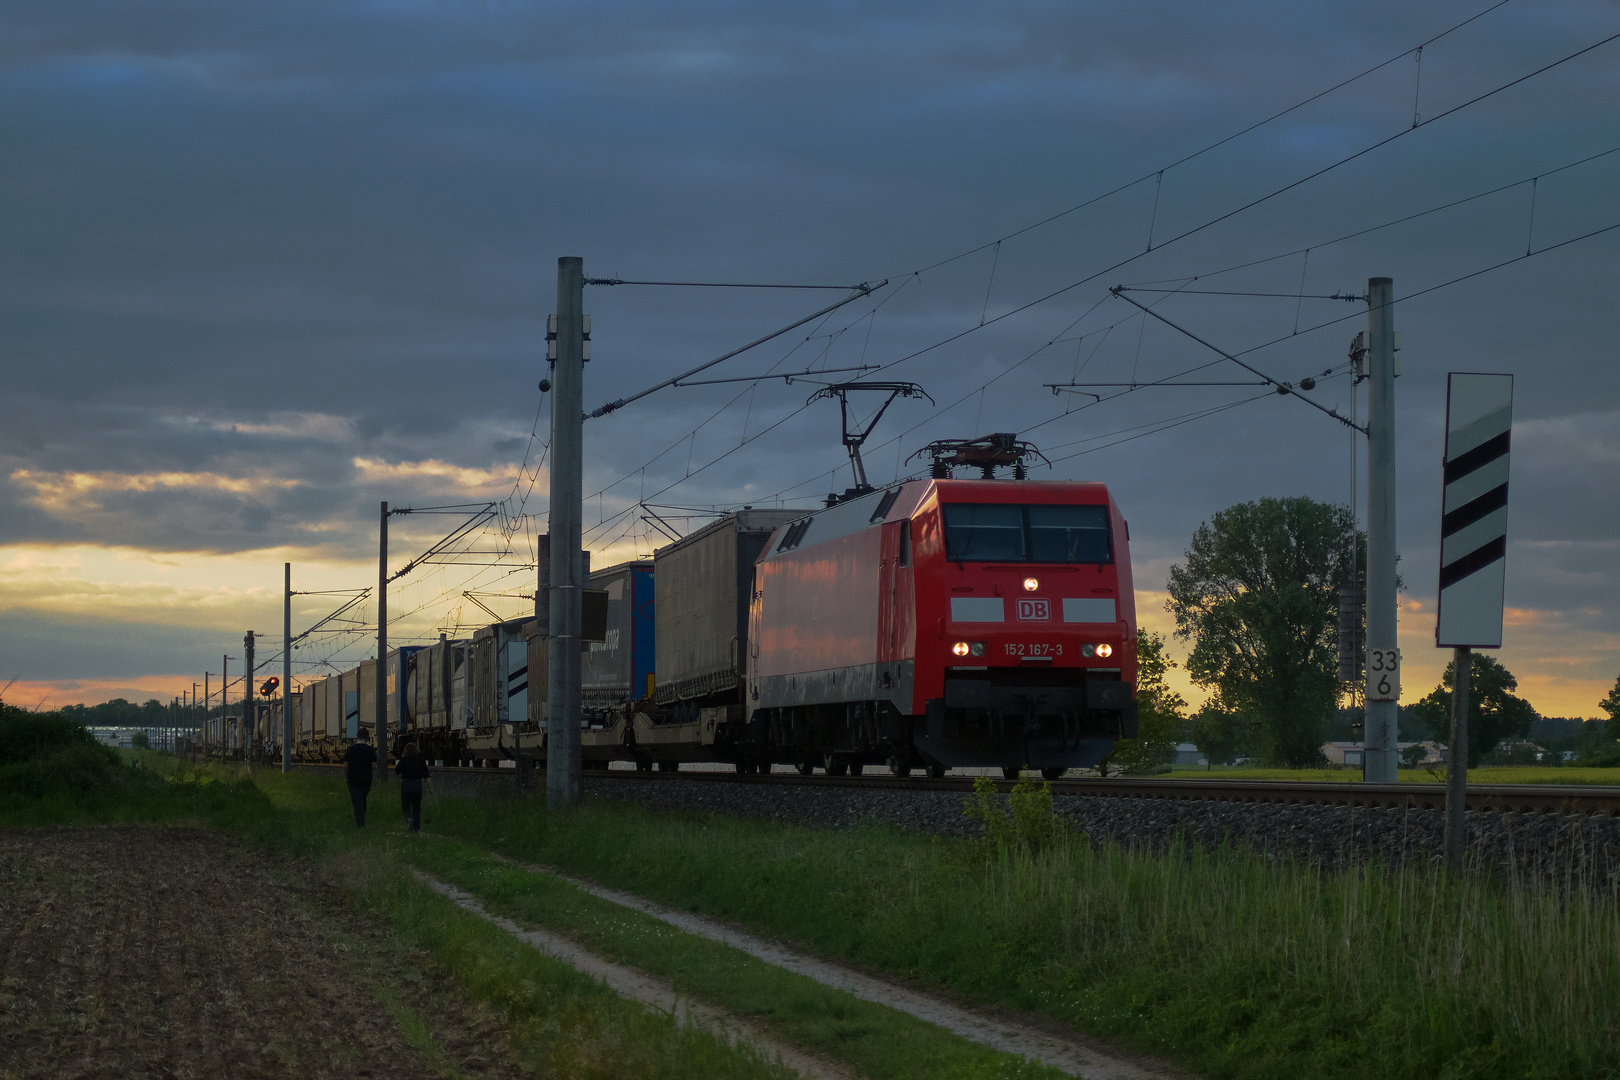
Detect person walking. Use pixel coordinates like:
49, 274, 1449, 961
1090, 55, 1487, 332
395, 741, 430, 833
343, 729, 377, 827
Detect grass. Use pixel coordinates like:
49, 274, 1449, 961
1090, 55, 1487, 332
329, 848, 798, 1080
9, 730, 1620, 1080
1162, 764, 1620, 785
400, 833, 1067, 1080
418, 786, 1620, 1080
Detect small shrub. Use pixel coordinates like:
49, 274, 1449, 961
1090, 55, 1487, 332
963, 775, 1069, 856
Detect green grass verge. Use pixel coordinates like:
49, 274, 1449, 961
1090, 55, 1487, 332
1161, 764, 1620, 784
405, 783, 1620, 1080
329, 848, 797, 1080
12, 747, 1620, 1080
400, 833, 1067, 1080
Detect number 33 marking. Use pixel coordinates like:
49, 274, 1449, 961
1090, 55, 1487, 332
1367, 648, 1400, 700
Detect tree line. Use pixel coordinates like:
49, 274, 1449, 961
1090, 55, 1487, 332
1110, 495, 1620, 772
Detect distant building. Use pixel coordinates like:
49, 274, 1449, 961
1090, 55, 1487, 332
1171, 743, 1206, 766
1321, 741, 1447, 767
1322, 741, 1365, 767
1404, 741, 1447, 765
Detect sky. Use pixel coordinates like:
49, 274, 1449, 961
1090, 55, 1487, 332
2, 0, 1617, 719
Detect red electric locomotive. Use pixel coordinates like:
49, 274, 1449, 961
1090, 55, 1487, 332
746, 443, 1137, 777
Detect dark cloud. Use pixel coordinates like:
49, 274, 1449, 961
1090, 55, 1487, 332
0, 610, 223, 681
1, 0, 1616, 694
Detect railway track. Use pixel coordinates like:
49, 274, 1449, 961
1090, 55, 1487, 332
581, 768, 1620, 816
289, 761, 1620, 815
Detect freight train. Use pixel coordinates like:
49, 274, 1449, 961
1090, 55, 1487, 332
247, 450, 1139, 778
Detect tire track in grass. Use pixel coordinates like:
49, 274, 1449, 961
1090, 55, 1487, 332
481, 853, 1185, 1080
412, 871, 858, 1080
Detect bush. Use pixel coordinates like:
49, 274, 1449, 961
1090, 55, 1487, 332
0, 703, 226, 822
0, 705, 122, 798
963, 774, 1069, 856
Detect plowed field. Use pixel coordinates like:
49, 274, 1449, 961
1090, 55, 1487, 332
0, 826, 523, 1080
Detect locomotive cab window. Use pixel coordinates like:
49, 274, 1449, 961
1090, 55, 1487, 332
1028, 504, 1111, 563
942, 503, 1112, 564
943, 504, 1024, 561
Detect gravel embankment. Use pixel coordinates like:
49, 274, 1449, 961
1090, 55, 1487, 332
583, 774, 1620, 889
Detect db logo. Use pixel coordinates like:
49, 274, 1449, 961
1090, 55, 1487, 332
1016, 599, 1051, 621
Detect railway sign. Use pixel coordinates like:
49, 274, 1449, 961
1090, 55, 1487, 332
1436, 373, 1513, 649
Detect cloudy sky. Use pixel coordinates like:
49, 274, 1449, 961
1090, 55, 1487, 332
2, 0, 1616, 717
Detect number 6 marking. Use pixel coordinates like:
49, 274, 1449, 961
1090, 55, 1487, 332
1367, 648, 1400, 701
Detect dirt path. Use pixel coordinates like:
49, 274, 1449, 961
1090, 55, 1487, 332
414, 872, 856, 1080
0, 826, 523, 1080
487, 855, 1193, 1080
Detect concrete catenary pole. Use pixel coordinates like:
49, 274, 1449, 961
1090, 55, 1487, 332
283, 563, 293, 773
377, 501, 390, 784
243, 631, 255, 764
1363, 277, 1400, 783
547, 256, 585, 807
203, 673, 210, 754
1444, 646, 1472, 868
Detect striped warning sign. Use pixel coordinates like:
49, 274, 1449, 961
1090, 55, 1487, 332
1436, 372, 1513, 649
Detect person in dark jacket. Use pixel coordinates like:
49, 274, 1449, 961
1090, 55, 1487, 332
342, 730, 377, 827
395, 741, 430, 833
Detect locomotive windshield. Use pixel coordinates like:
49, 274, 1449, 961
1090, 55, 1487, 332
942, 503, 1112, 563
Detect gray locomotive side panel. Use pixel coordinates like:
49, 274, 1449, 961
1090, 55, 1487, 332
654, 510, 798, 705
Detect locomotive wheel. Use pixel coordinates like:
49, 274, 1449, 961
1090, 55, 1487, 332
1041, 767, 1066, 780
658, 760, 679, 773
796, 761, 815, 776
1002, 766, 1022, 780
635, 757, 653, 772
888, 755, 912, 778
848, 762, 864, 777
925, 761, 946, 779
823, 754, 848, 777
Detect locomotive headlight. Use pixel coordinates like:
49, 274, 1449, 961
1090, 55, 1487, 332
970, 642, 986, 657
1082, 643, 1096, 658
952, 641, 972, 657
1096, 643, 1114, 658
1023, 577, 1039, 592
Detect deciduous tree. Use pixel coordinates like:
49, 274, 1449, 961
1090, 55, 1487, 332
1410, 654, 1537, 768
1190, 705, 1242, 769
1109, 631, 1188, 774
1166, 496, 1359, 767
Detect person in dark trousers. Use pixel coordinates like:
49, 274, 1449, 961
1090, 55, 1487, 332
395, 741, 430, 833
342, 730, 377, 827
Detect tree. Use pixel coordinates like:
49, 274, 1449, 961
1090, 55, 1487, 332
1572, 675, 1620, 765
1190, 705, 1242, 769
1166, 496, 1359, 767
1109, 631, 1188, 774
1409, 654, 1536, 768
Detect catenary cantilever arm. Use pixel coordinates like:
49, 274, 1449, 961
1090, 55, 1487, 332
1109, 287, 1366, 434
587, 282, 886, 419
